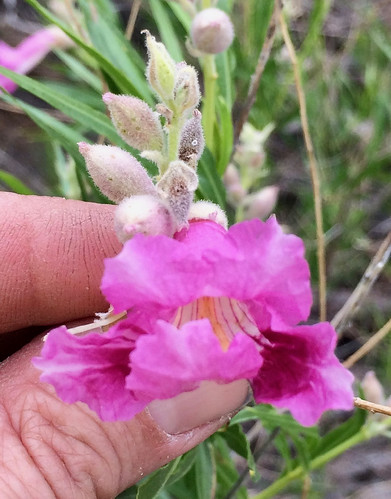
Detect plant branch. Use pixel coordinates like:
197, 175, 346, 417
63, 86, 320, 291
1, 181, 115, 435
354, 397, 391, 417
278, 1, 327, 321
233, 4, 278, 146
125, 0, 142, 41
343, 317, 391, 369
332, 231, 391, 333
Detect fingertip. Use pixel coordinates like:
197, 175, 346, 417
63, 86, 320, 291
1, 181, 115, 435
0, 193, 121, 333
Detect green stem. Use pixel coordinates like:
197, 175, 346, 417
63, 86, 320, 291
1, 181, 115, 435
165, 113, 184, 171
202, 54, 217, 153
252, 420, 391, 499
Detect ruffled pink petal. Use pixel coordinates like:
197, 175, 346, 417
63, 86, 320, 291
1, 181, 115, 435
102, 218, 311, 327
227, 217, 312, 325
251, 322, 354, 426
1, 28, 68, 94
126, 319, 263, 401
32, 323, 146, 421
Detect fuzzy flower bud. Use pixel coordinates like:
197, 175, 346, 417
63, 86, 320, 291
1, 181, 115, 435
115, 195, 176, 243
143, 30, 176, 103
188, 201, 228, 229
191, 8, 234, 54
173, 62, 200, 113
103, 93, 164, 152
362, 371, 385, 405
157, 160, 198, 227
243, 186, 279, 220
78, 143, 156, 203
178, 109, 205, 167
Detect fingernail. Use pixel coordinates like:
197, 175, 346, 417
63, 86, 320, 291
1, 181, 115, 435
147, 379, 250, 434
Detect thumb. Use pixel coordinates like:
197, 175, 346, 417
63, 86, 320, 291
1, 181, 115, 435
0, 334, 248, 497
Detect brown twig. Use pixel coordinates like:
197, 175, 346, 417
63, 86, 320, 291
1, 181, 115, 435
332, 231, 391, 333
125, 0, 142, 41
354, 396, 391, 417
233, 5, 278, 146
343, 317, 391, 369
278, 1, 327, 322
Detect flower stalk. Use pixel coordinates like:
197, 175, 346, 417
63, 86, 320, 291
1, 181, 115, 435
202, 53, 217, 152
254, 416, 391, 499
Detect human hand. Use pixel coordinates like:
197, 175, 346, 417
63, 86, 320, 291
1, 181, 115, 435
0, 192, 247, 498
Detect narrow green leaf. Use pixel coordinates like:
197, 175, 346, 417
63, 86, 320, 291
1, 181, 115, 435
221, 424, 257, 475
166, 1, 192, 32
0, 93, 106, 202
149, 0, 184, 62
216, 51, 233, 109
77, 0, 151, 102
166, 449, 197, 486
310, 408, 367, 459
0, 170, 35, 195
136, 457, 181, 499
213, 435, 248, 499
24, 0, 146, 97
197, 148, 227, 208
231, 405, 318, 438
194, 442, 216, 499
54, 50, 102, 92
0, 67, 118, 142
216, 96, 233, 175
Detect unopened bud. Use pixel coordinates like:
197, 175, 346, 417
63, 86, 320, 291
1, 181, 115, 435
362, 371, 385, 405
188, 201, 228, 229
115, 195, 176, 243
178, 109, 204, 167
157, 160, 198, 227
191, 8, 234, 54
78, 143, 156, 203
103, 93, 164, 152
173, 63, 200, 113
144, 30, 176, 103
223, 163, 246, 205
243, 186, 279, 220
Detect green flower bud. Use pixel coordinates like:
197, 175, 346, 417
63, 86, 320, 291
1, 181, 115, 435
103, 93, 164, 152
143, 30, 176, 103
173, 62, 200, 113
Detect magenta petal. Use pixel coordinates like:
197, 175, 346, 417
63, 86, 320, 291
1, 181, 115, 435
102, 218, 312, 327
251, 322, 354, 426
227, 217, 312, 324
32, 324, 146, 421
127, 319, 262, 401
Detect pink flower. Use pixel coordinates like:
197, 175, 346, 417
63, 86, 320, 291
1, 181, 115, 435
0, 26, 71, 93
33, 218, 354, 426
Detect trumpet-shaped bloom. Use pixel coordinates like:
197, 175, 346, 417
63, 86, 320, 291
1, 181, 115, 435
0, 27, 71, 93
33, 218, 354, 426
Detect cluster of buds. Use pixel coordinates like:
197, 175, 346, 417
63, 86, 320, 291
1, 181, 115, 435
224, 123, 278, 221
79, 31, 227, 243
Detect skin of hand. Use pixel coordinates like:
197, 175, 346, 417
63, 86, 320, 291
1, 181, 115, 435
0, 192, 248, 499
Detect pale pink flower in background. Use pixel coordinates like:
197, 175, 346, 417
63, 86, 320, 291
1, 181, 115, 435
33, 217, 354, 427
0, 26, 72, 93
